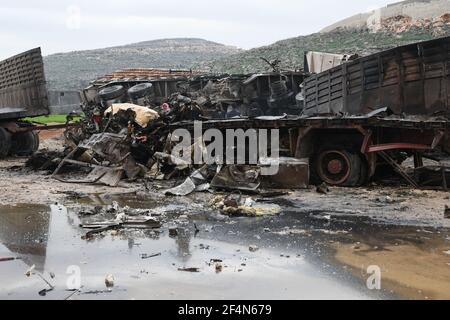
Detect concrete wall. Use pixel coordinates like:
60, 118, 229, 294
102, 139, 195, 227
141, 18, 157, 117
321, 0, 450, 32
48, 90, 82, 114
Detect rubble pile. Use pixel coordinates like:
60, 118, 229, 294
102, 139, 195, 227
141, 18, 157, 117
74, 201, 164, 239
24, 36, 450, 195
35, 67, 307, 193
209, 194, 281, 217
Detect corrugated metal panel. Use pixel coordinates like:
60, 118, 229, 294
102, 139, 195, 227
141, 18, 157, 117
0, 48, 49, 120
303, 36, 450, 117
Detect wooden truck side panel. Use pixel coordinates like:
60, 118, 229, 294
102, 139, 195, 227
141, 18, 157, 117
0, 48, 49, 120
303, 36, 450, 117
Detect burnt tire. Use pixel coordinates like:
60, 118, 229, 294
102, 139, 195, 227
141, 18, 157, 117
314, 149, 365, 187
0, 128, 12, 158
357, 155, 369, 186
98, 85, 125, 101
128, 83, 153, 100
10, 131, 39, 156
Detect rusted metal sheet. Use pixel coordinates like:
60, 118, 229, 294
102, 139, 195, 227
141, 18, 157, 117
242, 72, 305, 108
0, 48, 49, 120
93, 68, 203, 85
304, 51, 357, 74
170, 115, 450, 132
303, 36, 450, 117
261, 157, 309, 189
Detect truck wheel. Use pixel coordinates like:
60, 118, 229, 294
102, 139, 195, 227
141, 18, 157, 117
315, 149, 364, 187
98, 85, 125, 101
357, 157, 369, 186
10, 131, 39, 156
0, 128, 12, 158
128, 83, 153, 100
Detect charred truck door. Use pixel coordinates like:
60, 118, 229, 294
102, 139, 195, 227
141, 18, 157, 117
0, 48, 49, 158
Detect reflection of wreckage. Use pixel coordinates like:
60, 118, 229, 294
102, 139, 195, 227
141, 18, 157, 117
54, 36, 450, 191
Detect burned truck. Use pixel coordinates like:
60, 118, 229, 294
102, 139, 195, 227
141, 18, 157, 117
0, 48, 49, 158
80, 68, 305, 120
172, 36, 450, 189
71, 36, 450, 189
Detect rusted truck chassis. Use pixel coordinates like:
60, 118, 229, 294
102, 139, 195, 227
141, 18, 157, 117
171, 114, 448, 188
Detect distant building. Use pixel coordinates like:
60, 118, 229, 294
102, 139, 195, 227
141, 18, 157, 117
48, 91, 81, 114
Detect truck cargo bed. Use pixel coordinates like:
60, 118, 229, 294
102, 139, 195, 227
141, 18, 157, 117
0, 48, 49, 120
302, 36, 450, 117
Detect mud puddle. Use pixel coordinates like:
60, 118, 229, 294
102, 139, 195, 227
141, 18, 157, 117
0, 196, 449, 300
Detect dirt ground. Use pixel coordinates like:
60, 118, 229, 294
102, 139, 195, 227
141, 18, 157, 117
1, 157, 449, 228
1, 132, 449, 228
37, 128, 65, 141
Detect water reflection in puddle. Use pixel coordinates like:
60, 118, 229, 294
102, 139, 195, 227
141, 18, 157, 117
0, 201, 382, 300
2, 197, 449, 300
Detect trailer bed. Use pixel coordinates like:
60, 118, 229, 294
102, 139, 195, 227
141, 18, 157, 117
0, 48, 49, 120
170, 114, 450, 131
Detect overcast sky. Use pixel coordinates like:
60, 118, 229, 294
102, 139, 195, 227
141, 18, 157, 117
0, 0, 402, 59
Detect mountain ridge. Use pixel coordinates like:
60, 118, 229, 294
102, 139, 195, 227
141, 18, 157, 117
44, 38, 241, 91
44, 1, 450, 91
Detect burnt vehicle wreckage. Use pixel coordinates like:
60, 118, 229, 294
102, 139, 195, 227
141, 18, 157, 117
3, 36, 450, 194
0, 48, 69, 158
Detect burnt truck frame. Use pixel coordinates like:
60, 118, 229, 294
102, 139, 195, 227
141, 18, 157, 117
171, 36, 450, 189
81, 69, 305, 117
0, 48, 51, 158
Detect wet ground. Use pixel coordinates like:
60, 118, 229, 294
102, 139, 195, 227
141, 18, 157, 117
0, 134, 449, 300
1, 192, 449, 300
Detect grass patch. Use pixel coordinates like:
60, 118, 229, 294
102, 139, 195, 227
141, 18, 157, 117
23, 114, 81, 124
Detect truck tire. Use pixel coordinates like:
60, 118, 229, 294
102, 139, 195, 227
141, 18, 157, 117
0, 128, 12, 158
128, 83, 153, 100
10, 131, 39, 156
98, 85, 125, 101
357, 156, 369, 186
314, 149, 365, 187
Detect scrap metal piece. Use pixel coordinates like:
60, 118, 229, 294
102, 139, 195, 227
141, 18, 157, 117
414, 165, 450, 190
153, 152, 191, 170
52, 133, 142, 186
141, 253, 161, 259
211, 165, 261, 191
177, 267, 200, 273
81, 217, 161, 238
79, 133, 129, 164
378, 151, 420, 188
304, 51, 356, 74
164, 178, 196, 196
260, 157, 309, 189
163, 164, 212, 196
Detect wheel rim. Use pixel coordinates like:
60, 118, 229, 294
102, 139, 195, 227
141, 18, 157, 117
317, 150, 351, 185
